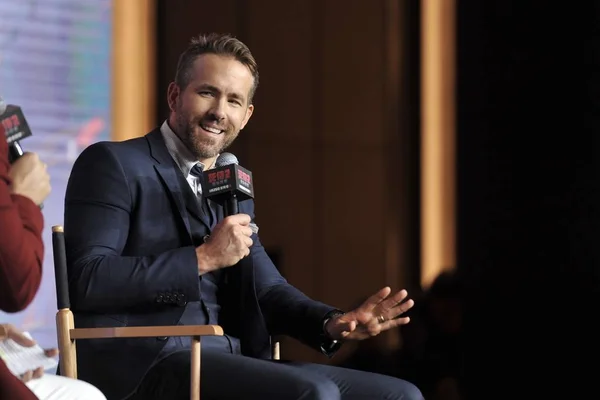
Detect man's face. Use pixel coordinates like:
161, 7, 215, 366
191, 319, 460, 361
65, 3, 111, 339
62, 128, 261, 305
168, 54, 254, 161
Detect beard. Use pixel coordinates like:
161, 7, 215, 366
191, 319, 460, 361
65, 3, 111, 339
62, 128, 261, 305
175, 109, 239, 160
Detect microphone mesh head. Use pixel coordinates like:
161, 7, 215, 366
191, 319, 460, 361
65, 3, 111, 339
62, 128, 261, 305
216, 152, 239, 167
0, 97, 6, 115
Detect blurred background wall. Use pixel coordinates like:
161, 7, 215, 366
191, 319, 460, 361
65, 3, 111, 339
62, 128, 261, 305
0, 0, 112, 343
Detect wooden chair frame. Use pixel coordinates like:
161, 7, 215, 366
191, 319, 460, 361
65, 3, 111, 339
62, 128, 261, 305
52, 225, 280, 400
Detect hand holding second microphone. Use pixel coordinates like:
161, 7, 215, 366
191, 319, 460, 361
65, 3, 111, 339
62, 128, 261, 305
196, 213, 254, 275
8, 152, 51, 206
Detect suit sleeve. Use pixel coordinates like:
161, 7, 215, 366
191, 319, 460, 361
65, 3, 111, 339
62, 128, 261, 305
244, 203, 341, 353
64, 142, 200, 312
0, 137, 44, 313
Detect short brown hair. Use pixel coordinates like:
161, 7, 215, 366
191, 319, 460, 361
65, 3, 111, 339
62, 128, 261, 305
174, 33, 259, 103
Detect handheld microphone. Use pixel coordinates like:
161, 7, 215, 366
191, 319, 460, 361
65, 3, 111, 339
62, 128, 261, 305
1, 97, 43, 208
202, 152, 254, 217
0, 97, 33, 164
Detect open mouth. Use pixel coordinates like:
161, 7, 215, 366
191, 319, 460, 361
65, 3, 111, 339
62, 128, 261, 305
199, 124, 224, 135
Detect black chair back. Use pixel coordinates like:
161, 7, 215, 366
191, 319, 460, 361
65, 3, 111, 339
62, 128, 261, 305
52, 226, 70, 310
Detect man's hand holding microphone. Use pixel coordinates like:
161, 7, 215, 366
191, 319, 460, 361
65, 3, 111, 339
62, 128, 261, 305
194, 152, 256, 275
196, 213, 254, 275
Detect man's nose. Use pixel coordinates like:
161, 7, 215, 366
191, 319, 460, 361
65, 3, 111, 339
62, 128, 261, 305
208, 99, 227, 121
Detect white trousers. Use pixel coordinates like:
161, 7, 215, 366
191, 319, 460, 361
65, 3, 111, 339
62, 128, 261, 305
25, 374, 106, 400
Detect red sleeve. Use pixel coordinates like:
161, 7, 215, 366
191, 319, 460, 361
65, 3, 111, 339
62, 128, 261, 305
0, 128, 44, 313
0, 361, 38, 400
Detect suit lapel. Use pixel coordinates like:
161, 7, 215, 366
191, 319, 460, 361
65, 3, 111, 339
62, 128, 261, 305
175, 171, 214, 230
146, 129, 212, 236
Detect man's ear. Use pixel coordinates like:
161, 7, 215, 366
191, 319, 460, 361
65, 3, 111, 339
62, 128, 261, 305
240, 104, 254, 130
167, 82, 180, 112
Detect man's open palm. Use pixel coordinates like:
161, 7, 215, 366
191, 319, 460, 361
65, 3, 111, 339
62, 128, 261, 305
325, 287, 414, 341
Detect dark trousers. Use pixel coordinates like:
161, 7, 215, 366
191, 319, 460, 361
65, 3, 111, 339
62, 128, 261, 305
130, 349, 423, 400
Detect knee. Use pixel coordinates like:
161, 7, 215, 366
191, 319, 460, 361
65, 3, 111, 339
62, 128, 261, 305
389, 379, 423, 400
64, 378, 107, 400
28, 375, 106, 400
84, 384, 107, 400
300, 378, 340, 400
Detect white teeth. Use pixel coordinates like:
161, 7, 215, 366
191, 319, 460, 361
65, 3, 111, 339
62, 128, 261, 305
201, 125, 222, 134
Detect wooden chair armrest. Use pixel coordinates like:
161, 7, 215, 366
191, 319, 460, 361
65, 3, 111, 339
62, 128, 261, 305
69, 325, 223, 339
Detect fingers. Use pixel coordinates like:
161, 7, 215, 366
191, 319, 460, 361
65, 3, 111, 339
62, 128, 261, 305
376, 299, 414, 323
359, 287, 392, 312
240, 226, 253, 237
20, 367, 44, 382
340, 290, 415, 340
379, 289, 409, 311
207, 214, 255, 267
238, 224, 253, 256
360, 315, 409, 338
44, 348, 59, 358
331, 320, 357, 340
372, 289, 414, 321
389, 298, 415, 318
226, 213, 252, 225
225, 216, 254, 237
339, 321, 357, 339
20, 370, 33, 383
7, 326, 36, 348
13, 152, 39, 167
380, 316, 411, 331
32, 367, 44, 379
21, 152, 38, 161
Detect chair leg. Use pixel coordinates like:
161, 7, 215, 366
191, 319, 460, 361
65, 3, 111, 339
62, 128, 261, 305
190, 336, 201, 400
272, 341, 280, 361
56, 309, 77, 378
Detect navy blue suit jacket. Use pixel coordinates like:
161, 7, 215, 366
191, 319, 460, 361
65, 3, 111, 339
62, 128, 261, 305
64, 129, 337, 400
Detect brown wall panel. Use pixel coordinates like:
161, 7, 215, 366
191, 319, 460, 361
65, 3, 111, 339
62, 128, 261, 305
319, 0, 387, 147
157, 0, 240, 120
244, 142, 317, 299
242, 1, 315, 144
317, 148, 388, 308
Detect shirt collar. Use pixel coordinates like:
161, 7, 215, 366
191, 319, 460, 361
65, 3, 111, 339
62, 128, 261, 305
160, 120, 214, 176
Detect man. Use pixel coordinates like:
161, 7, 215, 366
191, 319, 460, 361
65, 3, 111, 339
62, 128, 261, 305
64, 33, 423, 400
0, 124, 105, 399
